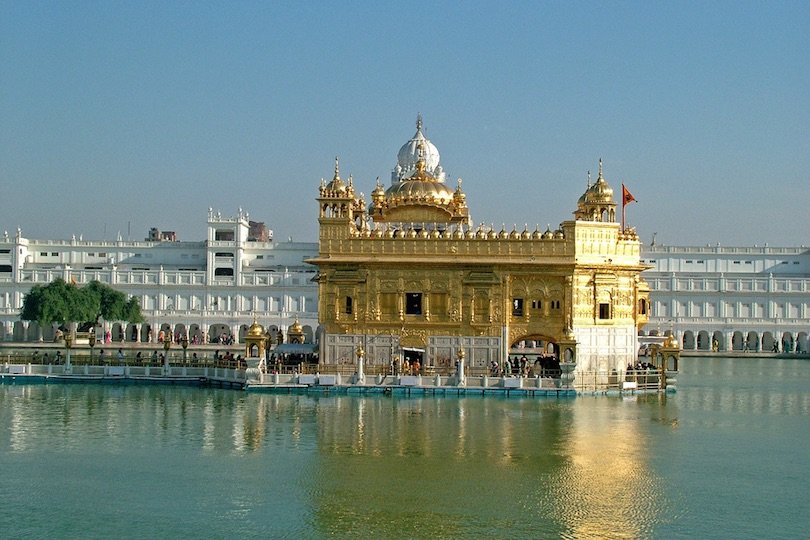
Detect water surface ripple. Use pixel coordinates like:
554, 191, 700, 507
1, 356, 808, 539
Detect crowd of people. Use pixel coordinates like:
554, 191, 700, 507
627, 361, 657, 371
489, 355, 561, 377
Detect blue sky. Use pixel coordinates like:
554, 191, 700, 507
2, 1, 809, 247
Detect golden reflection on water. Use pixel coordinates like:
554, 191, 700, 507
546, 397, 668, 540
0, 384, 671, 538
306, 394, 672, 539
4, 388, 672, 538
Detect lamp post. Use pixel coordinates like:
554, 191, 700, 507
163, 336, 171, 374
181, 335, 189, 364
456, 347, 466, 386
88, 330, 96, 364
355, 345, 365, 384
64, 331, 73, 374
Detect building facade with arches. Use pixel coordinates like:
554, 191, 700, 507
308, 117, 651, 376
641, 244, 810, 353
0, 209, 318, 347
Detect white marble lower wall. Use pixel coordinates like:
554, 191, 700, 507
321, 333, 501, 369
573, 325, 638, 373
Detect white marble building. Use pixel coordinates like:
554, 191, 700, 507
0, 209, 318, 345
641, 244, 810, 353
4, 205, 809, 357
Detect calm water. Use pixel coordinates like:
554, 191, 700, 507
1, 357, 808, 539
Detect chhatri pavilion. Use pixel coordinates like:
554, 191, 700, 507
309, 116, 650, 378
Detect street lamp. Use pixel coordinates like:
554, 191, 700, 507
64, 331, 74, 374
355, 345, 365, 384
163, 337, 171, 374
456, 347, 466, 386
88, 330, 96, 363
181, 335, 189, 363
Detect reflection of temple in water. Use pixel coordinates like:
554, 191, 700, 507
307, 394, 668, 537
310, 116, 650, 378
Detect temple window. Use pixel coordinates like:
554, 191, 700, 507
405, 293, 422, 315
345, 296, 353, 315
599, 303, 611, 319
512, 298, 524, 317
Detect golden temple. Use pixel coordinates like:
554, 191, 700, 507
308, 116, 650, 378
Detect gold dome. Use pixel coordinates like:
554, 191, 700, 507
582, 161, 614, 204
371, 178, 385, 203
247, 319, 265, 337
574, 159, 617, 222
664, 334, 680, 348
385, 177, 455, 203
367, 118, 470, 225
385, 147, 455, 203
289, 318, 303, 334
325, 157, 347, 193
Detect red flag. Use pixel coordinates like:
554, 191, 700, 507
622, 183, 636, 206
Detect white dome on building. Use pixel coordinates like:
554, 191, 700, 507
392, 114, 447, 183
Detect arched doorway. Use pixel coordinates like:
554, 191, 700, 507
158, 323, 172, 343
400, 335, 426, 373
173, 323, 187, 343
712, 330, 724, 352
746, 331, 759, 352
189, 324, 202, 345
781, 332, 793, 353
109, 323, 124, 342
208, 324, 232, 345
732, 331, 745, 351
697, 330, 711, 350
762, 332, 776, 352
303, 325, 315, 344
13, 321, 26, 341
682, 331, 695, 350
141, 324, 152, 343
797, 332, 808, 353
510, 334, 560, 377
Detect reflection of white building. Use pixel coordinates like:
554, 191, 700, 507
642, 244, 810, 353
0, 209, 318, 345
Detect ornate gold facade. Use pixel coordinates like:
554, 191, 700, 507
309, 118, 649, 374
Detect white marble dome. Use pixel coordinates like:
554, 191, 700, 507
392, 115, 447, 183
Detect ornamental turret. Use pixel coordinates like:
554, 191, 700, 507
574, 159, 617, 223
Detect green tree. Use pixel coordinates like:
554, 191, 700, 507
20, 279, 143, 327
85, 280, 143, 324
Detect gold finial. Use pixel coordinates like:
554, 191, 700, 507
333, 156, 340, 180
587, 170, 591, 187
416, 113, 423, 132
414, 140, 428, 175
598, 158, 603, 180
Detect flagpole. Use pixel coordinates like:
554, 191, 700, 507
621, 182, 626, 231
622, 200, 626, 231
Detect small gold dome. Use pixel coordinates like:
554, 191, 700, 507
289, 319, 303, 334
581, 160, 614, 204
325, 157, 347, 193
247, 319, 265, 337
664, 334, 680, 348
